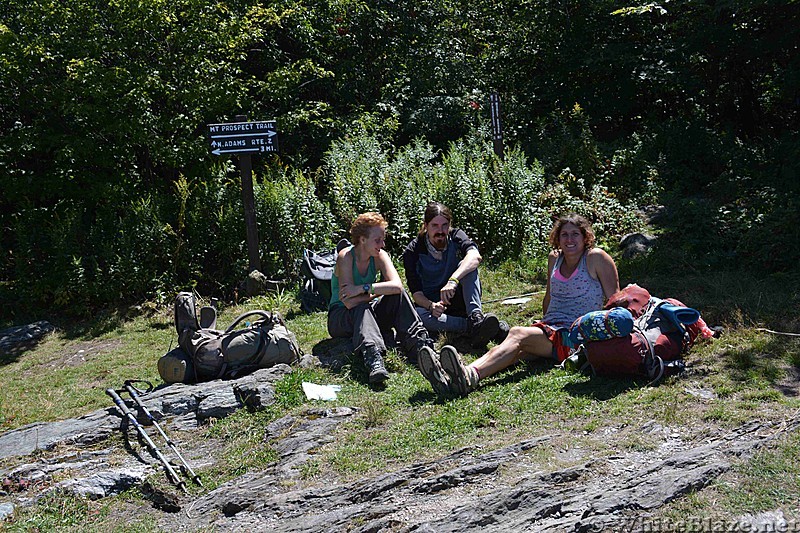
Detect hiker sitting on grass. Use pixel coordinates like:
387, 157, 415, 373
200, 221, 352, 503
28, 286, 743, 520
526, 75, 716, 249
328, 212, 435, 385
403, 202, 509, 348
417, 213, 620, 397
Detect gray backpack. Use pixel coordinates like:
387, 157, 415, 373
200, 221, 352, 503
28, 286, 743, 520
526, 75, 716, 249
162, 293, 301, 383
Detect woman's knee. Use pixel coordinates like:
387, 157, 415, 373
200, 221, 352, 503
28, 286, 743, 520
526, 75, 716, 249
507, 326, 535, 344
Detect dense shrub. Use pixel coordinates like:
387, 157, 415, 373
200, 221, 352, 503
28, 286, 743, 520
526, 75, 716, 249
324, 131, 644, 261
255, 169, 337, 278
11, 190, 179, 313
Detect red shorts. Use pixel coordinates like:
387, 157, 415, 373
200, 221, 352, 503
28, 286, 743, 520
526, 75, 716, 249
531, 321, 571, 362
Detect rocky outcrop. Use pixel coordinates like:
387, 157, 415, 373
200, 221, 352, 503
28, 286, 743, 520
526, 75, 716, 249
163, 416, 798, 532
0, 321, 55, 358
3, 361, 798, 532
0, 365, 292, 460
620, 232, 658, 258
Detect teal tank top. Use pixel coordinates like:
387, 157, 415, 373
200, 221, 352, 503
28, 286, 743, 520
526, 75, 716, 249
329, 246, 377, 309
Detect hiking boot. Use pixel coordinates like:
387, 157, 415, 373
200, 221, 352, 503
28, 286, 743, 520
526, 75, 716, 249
494, 320, 510, 344
467, 311, 500, 348
439, 345, 479, 397
363, 347, 390, 384
404, 334, 434, 366
417, 346, 451, 397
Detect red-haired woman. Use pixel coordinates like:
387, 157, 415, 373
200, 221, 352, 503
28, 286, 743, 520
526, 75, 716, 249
328, 212, 437, 384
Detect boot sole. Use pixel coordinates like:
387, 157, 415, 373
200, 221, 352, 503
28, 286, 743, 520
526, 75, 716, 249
369, 369, 390, 384
417, 347, 451, 397
439, 345, 471, 397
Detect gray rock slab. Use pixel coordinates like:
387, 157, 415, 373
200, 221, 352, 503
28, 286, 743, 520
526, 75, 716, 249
51, 465, 150, 500
0, 502, 15, 521
0, 365, 292, 460
620, 232, 657, 258
167, 416, 799, 533
0, 321, 55, 355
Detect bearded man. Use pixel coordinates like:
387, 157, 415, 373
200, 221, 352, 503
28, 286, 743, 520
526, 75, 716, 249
402, 202, 508, 348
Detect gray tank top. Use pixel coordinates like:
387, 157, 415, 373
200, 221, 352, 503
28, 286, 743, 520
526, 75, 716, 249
542, 252, 604, 328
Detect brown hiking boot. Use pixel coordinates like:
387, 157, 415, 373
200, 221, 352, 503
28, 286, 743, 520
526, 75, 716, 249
417, 346, 452, 397
438, 345, 479, 397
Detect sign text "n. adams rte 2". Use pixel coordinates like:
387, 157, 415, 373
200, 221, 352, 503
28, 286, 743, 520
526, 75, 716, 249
208, 121, 279, 156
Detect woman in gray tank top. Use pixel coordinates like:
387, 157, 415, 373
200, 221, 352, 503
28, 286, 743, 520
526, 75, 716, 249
417, 214, 621, 397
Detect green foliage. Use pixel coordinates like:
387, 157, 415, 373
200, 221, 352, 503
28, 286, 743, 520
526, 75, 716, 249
324, 131, 644, 262
255, 169, 336, 278
530, 103, 602, 190
1, 0, 798, 317
323, 131, 438, 250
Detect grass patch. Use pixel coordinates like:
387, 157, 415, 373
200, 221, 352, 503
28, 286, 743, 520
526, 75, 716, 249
5, 491, 161, 533
3, 264, 800, 527
657, 431, 800, 525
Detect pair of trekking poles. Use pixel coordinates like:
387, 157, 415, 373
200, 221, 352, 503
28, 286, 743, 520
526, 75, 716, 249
106, 380, 202, 493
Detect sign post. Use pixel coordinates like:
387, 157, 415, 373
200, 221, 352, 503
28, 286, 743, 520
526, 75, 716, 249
490, 93, 504, 161
209, 116, 280, 274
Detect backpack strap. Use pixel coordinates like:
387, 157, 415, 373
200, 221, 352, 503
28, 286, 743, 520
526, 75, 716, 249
633, 326, 665, 386
224, 310, 272, 333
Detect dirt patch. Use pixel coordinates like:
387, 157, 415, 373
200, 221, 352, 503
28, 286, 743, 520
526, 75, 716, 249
60, 339, 123, 368
776, 366, 800, 397
22, 339, 124, 377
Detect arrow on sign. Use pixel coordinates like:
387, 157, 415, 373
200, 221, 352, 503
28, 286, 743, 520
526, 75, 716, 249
209, 130, 278, 140
212, 147, 261, 156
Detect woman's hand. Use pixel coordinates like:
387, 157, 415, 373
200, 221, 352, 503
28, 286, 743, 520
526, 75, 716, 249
430, 300, 445, 318
339, 283, 366, 302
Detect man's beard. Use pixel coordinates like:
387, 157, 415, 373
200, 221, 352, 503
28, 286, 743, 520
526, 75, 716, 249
431, 233, 447, 249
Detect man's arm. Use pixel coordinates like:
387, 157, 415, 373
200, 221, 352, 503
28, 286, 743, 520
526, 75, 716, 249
439, 229, 481, 305
449, 247, 481, 281
402, 238, 424, 295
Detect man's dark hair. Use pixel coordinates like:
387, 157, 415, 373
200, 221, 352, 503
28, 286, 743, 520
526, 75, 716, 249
419, 202, 452, 237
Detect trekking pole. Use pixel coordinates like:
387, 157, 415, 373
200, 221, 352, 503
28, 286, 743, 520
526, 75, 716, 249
105, 388, 187, 493
124, 380, 202, 487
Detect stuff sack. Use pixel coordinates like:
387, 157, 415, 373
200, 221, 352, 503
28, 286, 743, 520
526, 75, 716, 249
568, 307, 634, 345
175, 292, 200, 336
158, 347, 194, 384
176, 308, 301, 383
604, 284, 652, 318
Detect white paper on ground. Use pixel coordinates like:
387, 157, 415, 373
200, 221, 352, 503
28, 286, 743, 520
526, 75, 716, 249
501, 297, 532, 305
302, 381, 342, 401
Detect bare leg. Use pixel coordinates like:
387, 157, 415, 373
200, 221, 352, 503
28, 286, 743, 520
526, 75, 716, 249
469, 326, 553, 379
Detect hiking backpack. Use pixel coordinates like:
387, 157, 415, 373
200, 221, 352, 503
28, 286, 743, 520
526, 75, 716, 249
571, 285, 709, 384
299, 248, 337, 312
160, 292, 301, 383
299, 240, 351, 313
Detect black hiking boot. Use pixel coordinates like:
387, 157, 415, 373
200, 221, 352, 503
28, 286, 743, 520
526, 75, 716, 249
494, 320, 510, 344
363, 347, 390, 384
467, 311, 500, 349
404, 334, 434, 366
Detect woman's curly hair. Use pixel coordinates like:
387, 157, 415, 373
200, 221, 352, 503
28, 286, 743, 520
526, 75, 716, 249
548, 213, 596, 250
350, 212, 388, 244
